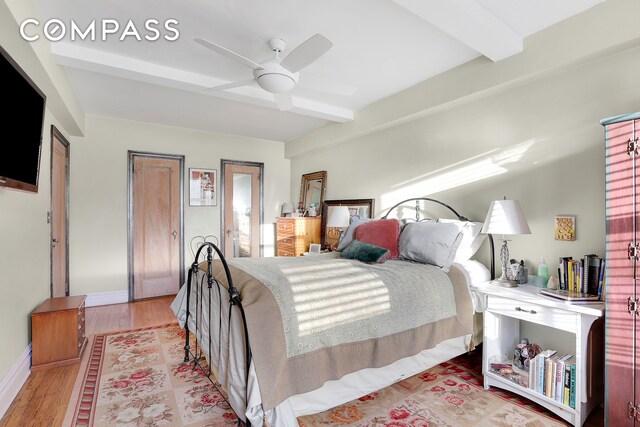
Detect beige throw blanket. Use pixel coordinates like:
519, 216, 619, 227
210, 254, 473, 411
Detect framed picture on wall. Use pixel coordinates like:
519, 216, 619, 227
554, 215, 576, 241
189, 168, 217, 206
321, 198, 375, 250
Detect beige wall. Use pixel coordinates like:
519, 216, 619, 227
68, 115, 290, 296
0, 111, 69, 380
289, 44, 639, 279
0, 0, 84, 383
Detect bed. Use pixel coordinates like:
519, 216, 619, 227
171, 198, 494, 426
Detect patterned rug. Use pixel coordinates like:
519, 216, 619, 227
68, 324, 567, 426
299, 357, 567, 427
68, 323, 237, 426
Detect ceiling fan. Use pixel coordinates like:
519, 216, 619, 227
194, 34, 333, 111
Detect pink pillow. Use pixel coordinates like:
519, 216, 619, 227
354, 219, 400, 260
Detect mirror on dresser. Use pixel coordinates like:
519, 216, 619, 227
299, 171, 326, 217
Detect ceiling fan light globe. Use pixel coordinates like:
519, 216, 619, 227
256, 73, 297, 93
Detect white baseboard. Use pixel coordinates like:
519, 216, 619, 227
0, 343, 31, 419
85, 290, 129, 307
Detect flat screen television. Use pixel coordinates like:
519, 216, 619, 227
0, 46, 46, 193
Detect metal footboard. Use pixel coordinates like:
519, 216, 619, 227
183, 242, 253, 426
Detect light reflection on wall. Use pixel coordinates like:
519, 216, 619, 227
381, 140, 536, 209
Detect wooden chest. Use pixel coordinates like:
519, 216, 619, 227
31, 295, 87, 370
276, 217, 321, 257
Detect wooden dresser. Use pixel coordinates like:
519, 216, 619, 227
276, 217, 321, 256
31, 295, 87, 370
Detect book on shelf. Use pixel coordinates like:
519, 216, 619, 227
564, 358, 576, 406
539, 288, 601, 302
585, 254, 602, 295
555, 354, 573, 403
597, 258, 606, 300
529, 355, 536, 391
558, 254, 603, 294
558, 257, 572, 290
545, 354, 560, 398
569, 360, 577, 409
535, 350, 556, 395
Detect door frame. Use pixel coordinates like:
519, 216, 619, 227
127, 151, 185, 301
49, 125, 70, 297
220, 159, 264, 257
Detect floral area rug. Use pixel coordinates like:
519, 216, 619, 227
69, 323, 567, 426
299, 350, 568, 427
68, 323, 238, 426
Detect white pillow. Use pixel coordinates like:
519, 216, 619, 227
437, 218, 486, 262
398, 221, 463, 272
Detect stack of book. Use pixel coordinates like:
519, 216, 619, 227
558, 254, 606, 299
528, 350, 577, 408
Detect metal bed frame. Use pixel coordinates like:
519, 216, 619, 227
182, 197, 495, 426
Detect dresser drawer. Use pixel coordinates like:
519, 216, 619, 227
277, 236, 296, 246
277, 249, 295, 257
487, 295, 577, 332
277, 220, 295, 232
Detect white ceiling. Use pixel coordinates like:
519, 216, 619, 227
34, 0, 602, 141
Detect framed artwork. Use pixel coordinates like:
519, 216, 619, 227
555, 215, 575, 241
309, 243, 322, 254
321, 198, 375, 250
189, 168, 217, 206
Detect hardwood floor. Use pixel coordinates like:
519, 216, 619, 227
1, 295, 605, 427
0, 296, 176, 427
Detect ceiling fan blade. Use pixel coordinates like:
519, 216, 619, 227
195, 38, 264, 70
298, 74, 357, 96
274, 93, 293, 111
280, 34, 333, 73
204, 79, 256, 92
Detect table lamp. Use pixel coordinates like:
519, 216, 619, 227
281, 202, 293, 217
481, 198, 531, 287
326, 206, 350, 247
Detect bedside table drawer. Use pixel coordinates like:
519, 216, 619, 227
487, 296, 576, 331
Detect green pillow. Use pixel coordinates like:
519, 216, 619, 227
340, 239, 390, 263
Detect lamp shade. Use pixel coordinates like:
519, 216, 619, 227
281, 202, 293, 215
481, 199, 531, 235
326, 206, 350, 228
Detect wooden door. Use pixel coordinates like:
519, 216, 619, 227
605, 116, 638, 426
131, 155, 182, 299
51, 127, 69, 297
222, 161, 262, 258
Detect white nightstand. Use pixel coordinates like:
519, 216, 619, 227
471, 282, 604, 427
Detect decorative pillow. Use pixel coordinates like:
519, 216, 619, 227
354, 219, 401, 259
336, 216, 373, 251
340, 239, 390, 264
437, 218, 486, 262
398, 221, 463, 272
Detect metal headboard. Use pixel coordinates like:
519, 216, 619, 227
381, 197, 495, 279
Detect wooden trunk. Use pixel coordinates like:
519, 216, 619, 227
31, 295, 87, 370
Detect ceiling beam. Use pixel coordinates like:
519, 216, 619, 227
50, 43, 353, 123
392, 0, 523, 62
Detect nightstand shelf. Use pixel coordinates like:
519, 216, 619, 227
472, 283, 604, 426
